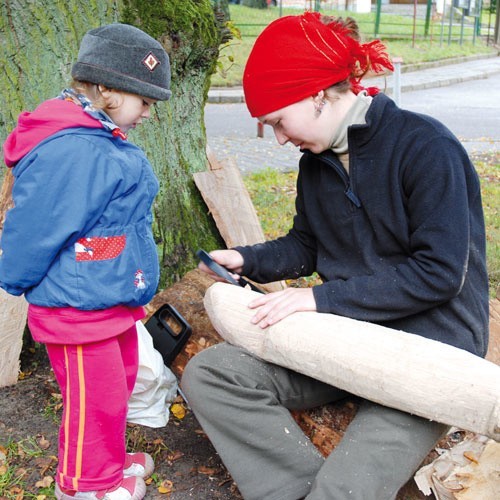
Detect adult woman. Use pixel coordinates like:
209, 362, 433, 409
182, 12, 489, 500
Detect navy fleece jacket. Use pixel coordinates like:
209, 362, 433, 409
236, 93, 489, 357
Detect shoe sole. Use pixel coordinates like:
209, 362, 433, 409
54, 477, 146, 500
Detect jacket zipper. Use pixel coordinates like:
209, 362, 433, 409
317, 152, 362, 208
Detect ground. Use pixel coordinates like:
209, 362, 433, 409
0, 342, 241, 499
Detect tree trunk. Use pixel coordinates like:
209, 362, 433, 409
121, 0, 230, 287
0, 0, 228, 384
241, 0, 269, 8
0, 0, 228, 289
495, 0, 500, 45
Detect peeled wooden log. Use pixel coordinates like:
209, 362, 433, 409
0, 289, 28, 387
204, 283, 500, 442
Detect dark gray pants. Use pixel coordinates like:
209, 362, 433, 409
181, 343, 446, 500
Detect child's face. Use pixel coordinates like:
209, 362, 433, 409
104, 91, 157, 133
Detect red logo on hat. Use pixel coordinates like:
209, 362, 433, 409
142, 52, 160, 72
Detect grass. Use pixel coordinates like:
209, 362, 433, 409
211, 5, 498, 87
243, 153, 500, 298
0, 438, 56, 499
474, 153, 500, 297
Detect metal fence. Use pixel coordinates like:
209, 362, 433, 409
233, 0, 497, 45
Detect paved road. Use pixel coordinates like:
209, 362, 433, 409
205, 71, 500, 173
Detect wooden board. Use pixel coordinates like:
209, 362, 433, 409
204, 282, 500, 441
0, 171, 28, 387
194, 147, 284, 293
195, 147, 267, 248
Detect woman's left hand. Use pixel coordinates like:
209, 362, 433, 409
248, 287, 317, 329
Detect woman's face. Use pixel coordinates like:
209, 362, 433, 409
258, 90, 356, 154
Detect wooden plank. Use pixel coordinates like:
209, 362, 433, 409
194, 147, 284, 292
204, 283, 500, 441
195, 148, 267, 248
0, 171, 28, 387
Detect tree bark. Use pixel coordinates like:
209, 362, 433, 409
495, 0, 500, 45
241, 0, 269, 8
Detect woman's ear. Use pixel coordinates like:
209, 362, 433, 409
312, 90, 325, 105
313, 90, 326, 116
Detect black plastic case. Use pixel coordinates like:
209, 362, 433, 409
144, 304, 192, 367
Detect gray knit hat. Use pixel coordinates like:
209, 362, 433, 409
72, 23, 171, 101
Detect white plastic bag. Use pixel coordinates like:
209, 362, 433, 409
127, 321, 178, 428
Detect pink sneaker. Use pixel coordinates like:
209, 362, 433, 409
123, 452, 154, 479
54, 476, 146, 500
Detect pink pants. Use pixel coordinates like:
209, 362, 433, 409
46, 325, 138, 491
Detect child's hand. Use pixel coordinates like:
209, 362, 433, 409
248, 288, 317, 329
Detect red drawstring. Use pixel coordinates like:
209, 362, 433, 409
112, 128, 127, 140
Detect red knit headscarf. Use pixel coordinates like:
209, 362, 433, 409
243, 12, 394, 117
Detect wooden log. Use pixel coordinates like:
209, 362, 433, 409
203, 282, 500, 442
0, 171, 29, 387
0, 288, 28, 387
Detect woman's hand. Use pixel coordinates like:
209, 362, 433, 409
197, 249, 244, 282
248, 287, 317, 329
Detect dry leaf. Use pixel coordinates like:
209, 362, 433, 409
35, 476, 53, 488
170, 403, 186, 420
9, 485, 23, 499
38, 436, 50, 450
15, 468, 27, 478
167, 450, 184, 462
158, 479, 174, 494
197, 465, 218, 475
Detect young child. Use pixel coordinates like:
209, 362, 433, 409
183, 12, 489, 500
0, 24, 171, 500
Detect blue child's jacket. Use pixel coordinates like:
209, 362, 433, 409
0, 98, 160, 310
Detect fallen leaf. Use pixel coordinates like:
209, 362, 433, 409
9, 485, 23, 498
166, 450, 184, 462
157, 479, 174, 493
0, 464, 8, 475
197, 465, 218, 475
170, 403, 186, 420
35, 476, 53, 488
37, 436, 50, 450
15, 467, 27, 478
